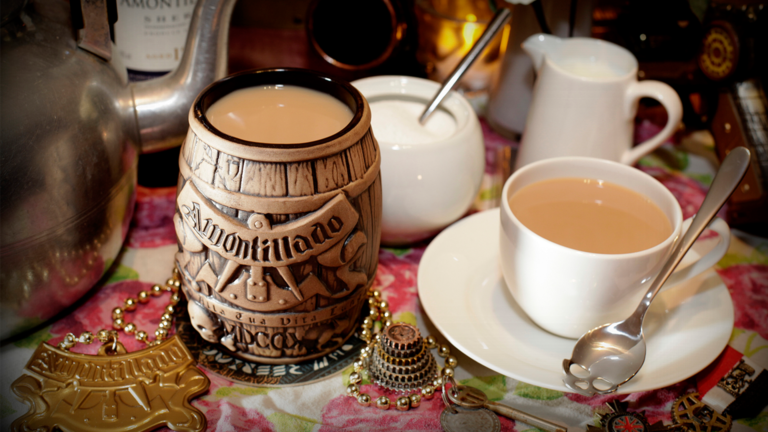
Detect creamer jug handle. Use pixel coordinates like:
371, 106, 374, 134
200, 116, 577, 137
522, 33, 563, 72
620, 80, 683, 165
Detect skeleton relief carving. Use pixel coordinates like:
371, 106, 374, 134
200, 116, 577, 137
187, 300, 223, 344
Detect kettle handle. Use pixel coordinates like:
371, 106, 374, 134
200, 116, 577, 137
71, 0, 116, 61
620, 80, 683, 165
132, 0, 237, 154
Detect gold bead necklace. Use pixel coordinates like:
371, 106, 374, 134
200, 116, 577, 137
58, 268, 182, 351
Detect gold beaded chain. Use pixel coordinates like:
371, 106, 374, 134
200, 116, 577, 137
58, 268, 182, 352
111, 268, 183, 346
58, 329, 119, 352
344, 289, 459, 411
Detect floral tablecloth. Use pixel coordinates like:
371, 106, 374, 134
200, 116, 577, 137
1, 121, 767, 432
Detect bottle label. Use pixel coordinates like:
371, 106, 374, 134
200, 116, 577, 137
114, 0, 198, 72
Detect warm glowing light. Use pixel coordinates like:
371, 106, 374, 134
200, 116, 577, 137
461, 22, 482, 54
416, 2, 506, 92
436, 27, 459, 57
498, 21, 510, 56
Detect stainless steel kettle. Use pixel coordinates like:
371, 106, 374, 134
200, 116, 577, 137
0, 0, 236, 340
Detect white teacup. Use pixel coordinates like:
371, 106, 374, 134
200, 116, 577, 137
353, 76, 485, 246
500, 157, 730, 339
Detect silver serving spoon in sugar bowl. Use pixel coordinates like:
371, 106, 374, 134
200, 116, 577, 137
419, 7, 511, 124
562, 146, 751, 396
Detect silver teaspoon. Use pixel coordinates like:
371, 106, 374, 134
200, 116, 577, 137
562, 146, 751, 396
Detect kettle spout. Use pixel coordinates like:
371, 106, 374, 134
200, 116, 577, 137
131, 0, 237, 153
522, 33, 562, 72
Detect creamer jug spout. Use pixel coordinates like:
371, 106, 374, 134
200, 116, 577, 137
131, 0, 237, 153
521, 33, 563, 72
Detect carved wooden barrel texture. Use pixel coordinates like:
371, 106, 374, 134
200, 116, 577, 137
174, 71, 382, 364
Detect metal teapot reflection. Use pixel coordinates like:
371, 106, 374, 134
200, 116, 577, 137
0, 0, 236, 340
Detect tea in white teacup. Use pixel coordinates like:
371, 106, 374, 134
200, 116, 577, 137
508, 178, 672, 254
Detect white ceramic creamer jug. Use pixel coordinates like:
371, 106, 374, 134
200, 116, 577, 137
515, 34, 683, 169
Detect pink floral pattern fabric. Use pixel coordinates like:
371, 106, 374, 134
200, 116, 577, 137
717, 265, 768, 339
127, 185, 179, 249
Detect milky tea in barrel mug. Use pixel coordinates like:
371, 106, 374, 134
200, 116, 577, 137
174, 69, 382, 364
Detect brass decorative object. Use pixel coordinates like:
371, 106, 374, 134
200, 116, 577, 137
587, 400, 668, 432
444, 378, 567, 431
176, 69, 382, 364
672, 393, 732, 432
345, 291, 459, 412
369, 323, 436, 391
716, 360, 756, 398
10, 269, 210, 432
10, 334, 209, 432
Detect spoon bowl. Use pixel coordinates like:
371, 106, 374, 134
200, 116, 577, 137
563, 318, 646, 394
562, 147, 751, 396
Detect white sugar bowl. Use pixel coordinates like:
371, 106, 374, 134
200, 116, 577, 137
352, 76, 484, 246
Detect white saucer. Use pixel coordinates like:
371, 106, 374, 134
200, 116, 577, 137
418, 209, 734, 394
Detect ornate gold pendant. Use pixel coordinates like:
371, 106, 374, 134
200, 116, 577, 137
11, 334, 210, 432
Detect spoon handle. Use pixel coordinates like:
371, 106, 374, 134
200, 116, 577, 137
634, 147, 751, 320
418, 7, 512, 124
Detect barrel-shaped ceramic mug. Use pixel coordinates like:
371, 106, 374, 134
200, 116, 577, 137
175, 68, 382, 364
